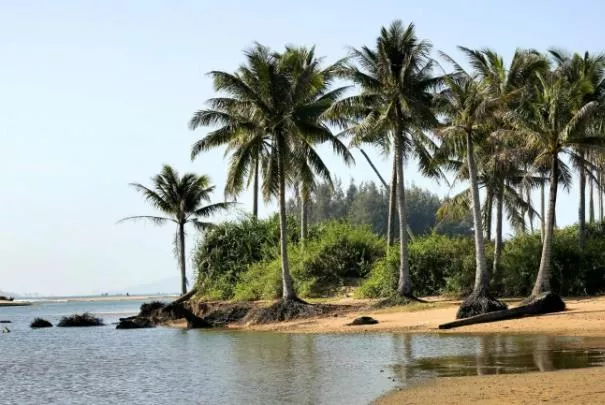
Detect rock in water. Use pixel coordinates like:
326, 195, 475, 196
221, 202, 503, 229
57, 313, 104, 327
347, 316, 379, 326
0, 320, 11, 324
30, 318, 53, 328
116, 317, 155, 329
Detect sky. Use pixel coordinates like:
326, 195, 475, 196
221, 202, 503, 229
1, 0, 603, 296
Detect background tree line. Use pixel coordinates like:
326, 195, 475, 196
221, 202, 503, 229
286, 179, 472, 237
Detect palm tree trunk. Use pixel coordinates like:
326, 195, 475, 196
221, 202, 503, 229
252, 157, 259, 219
178, 222, 187, 295
540, 179, 545, 242
485, 192, 493, 241
278, 150, 296, 300
394, 141, 411, 297
599, 170, 603, 222
359, 148, 388, 188
532, 154, 559, 296
527, 183, 534, 233
579, 152, 586, 248
589, 173, 595, 223
300, 194, 308, 243
387, 157, 397, 247
493, 187, 503, 279
466, 131, 489, 294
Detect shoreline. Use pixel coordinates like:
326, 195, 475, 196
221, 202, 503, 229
237, 296, 605, 337
189, 295, 605, 404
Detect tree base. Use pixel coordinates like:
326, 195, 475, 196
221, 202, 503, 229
520, 291, 566, 312
456, 291, 507, 319
244, 298, 341, 324
440, 291, 565, 329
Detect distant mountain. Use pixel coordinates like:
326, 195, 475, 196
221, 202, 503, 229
115, 276, 183, 295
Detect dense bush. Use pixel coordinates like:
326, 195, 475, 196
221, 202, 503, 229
193, 215, 298, 299
358, 234, 482, 298
499, 225, 605, 296
360, 224, 605, 298
234, 222, 385, 300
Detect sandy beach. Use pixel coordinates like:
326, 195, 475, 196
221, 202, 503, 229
245, 296, 605, 337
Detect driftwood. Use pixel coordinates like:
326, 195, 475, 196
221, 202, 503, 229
439, 292, 565, 330
117, 288, 210, 329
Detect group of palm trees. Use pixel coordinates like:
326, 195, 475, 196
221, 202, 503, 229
126, 20, 605, 317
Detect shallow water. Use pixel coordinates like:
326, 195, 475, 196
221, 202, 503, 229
1, 300, 604, 405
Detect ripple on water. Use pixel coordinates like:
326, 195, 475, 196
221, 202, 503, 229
1, 301, 605, 405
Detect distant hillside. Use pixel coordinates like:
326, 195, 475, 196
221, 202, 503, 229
116, 276, 183, 295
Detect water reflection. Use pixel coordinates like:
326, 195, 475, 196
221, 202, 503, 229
390, 334, 605, 381
3, 299, 605, 405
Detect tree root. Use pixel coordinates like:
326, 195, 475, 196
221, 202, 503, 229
456, 291, 508, 319
373, 294, 427, 309
244, 298, 342, 324
440, 292, 565, 330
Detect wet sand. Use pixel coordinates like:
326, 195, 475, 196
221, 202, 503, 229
373, 367, 605, 405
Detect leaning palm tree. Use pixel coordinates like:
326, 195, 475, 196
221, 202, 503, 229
435, 54, 508, 318
331, 20, 439, 300
190, 44, 352, 302
550, 50, 605, 247
511, 70, 602, 298
119, 165, 233, 295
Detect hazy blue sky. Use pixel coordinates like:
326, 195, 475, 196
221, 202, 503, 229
1, 1, 603, 296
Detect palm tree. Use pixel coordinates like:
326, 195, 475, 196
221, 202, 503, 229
550, 50, 605, 247
457, 47, 548, 277
510, 71, 601, 297
119, 165, 233, 295
190, 44, 352, 301
435, 54, 508, 318
331, 20, 439, 299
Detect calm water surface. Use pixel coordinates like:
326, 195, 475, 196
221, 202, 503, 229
1, 300, 605, 405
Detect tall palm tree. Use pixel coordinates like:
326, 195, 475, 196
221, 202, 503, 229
190, 44, 352, 301
511, 71, 601, 297
331, 20, 439, 298
550, 50, 605, 247
119, 165, 233, 295
435, 54, 508, 318
457, 47, 548, 277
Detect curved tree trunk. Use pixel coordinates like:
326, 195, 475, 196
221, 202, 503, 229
579, 151, 586, 248
178, 222, 187, 295
493, 187, 503, 279
277, 149, 296, 300
599, 170, 603, 222
252, 157, 259, 219
387, 157, 397, 247
466, 131, 489, 294
589, 173, 595, 224
527, 183, 534, 233
532, 154, 559, 296
485, 191, 493, 241
359, 148, 388, 188
300, 192, 308, 243
395, 140, 411, 297
540, 179, 546, 242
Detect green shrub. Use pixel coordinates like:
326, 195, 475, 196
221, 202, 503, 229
358, 234, 480, 298
234, 221, 385, 300
500, 225, 605, 296
193, 214, 298, 299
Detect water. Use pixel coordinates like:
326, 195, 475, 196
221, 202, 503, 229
1, 300, 605, 405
